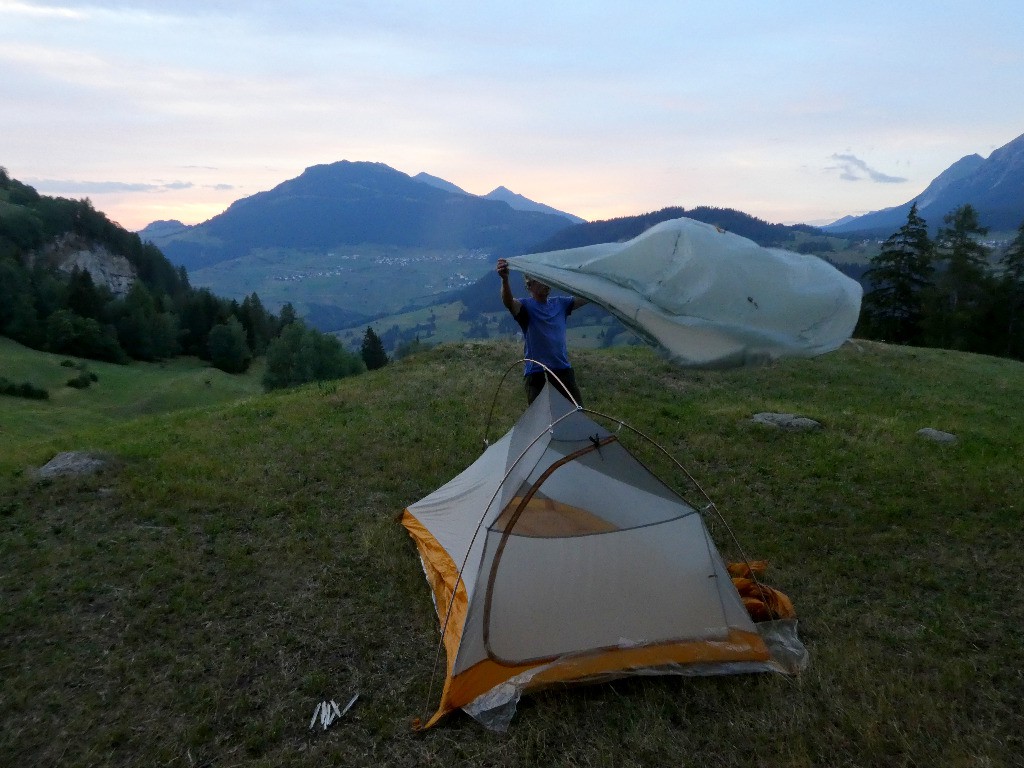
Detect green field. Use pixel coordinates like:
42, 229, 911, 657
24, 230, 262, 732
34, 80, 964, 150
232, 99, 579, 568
0, 336, 265, 473
2, 338, 1022, 766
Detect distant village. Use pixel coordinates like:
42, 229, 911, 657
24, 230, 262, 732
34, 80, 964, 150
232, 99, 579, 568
270, 249, 490, 287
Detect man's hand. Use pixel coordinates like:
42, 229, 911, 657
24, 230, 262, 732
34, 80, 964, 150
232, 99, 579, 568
497, 258, 519, 314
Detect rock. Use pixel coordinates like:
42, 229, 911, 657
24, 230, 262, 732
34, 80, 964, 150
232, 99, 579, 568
917, 427, 957, 443
25, 234, 137, 297
59, 247, 136, 297
34, 451, 111, 479
751, 412, 822, 431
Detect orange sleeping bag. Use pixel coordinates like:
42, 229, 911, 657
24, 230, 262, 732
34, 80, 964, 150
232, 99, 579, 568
727, 561, 797, 622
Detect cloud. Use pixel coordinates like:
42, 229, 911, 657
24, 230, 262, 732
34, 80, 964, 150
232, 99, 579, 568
208, 183, 235, 191
28, 178, 194, 193
0, 1, 86, 20
827, 153, 907, 183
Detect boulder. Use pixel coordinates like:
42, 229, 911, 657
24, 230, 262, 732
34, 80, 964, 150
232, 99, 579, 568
751, 412, 822, 431
34, 451, 111, 479
917, 427, 957, 443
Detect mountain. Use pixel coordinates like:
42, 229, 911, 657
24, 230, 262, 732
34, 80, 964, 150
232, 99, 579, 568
823, 132, 1024, 235
141, 163, 820, 336
151, 161, 575, 272
411, 172, 471, 196
482, 186, 586, 224
137, 219, 188, 240
411, 173, 585, 223
143, 161, 580, 327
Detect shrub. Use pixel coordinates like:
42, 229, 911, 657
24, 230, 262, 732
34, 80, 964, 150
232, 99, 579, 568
263, 322, 364, 390
0, 376, 49, 400
66, 371, 93, 389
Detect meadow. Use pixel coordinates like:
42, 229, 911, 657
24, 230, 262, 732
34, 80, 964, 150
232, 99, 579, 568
1, 337, 1022, 766
0, 336, 265, 474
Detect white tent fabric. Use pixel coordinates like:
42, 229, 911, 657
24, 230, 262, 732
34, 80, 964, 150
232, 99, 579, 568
506, 217, 863, 369
402, 385, 807, 731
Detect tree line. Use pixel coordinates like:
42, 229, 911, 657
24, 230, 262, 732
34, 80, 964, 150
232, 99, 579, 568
531, 205, 822, 254
858, 203, 1024, 360
0, 167, 382, 390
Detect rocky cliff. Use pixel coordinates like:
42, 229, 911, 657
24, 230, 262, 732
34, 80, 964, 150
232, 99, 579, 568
27, 235, 137, 297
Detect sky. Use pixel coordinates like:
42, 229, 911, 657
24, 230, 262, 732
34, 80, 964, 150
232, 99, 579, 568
2, 1, 1023, 233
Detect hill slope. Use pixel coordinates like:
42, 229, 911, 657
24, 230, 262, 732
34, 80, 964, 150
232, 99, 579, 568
3, 340, 1022, 765
0, 336, 264, 456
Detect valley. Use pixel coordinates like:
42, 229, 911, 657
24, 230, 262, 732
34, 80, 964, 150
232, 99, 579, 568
187, 244, 495, 329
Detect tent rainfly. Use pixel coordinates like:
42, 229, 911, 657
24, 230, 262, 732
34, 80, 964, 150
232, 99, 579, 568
504, 216, 863, 369
401, 385, 808, 731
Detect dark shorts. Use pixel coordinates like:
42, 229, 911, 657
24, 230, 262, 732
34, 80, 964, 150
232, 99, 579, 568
525, 368, 582, 406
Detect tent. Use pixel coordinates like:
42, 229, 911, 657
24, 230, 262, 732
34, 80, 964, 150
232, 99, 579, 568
505, 216, 863, 369
401, 384, 807, 730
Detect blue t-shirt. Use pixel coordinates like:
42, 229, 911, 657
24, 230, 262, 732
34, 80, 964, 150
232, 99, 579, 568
516, 296, 575, 375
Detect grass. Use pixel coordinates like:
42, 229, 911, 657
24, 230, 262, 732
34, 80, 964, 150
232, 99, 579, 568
0, 336, 265, 474
1, 337, 1022, 766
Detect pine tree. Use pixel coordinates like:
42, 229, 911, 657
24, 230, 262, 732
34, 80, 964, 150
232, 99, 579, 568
113, 281, 158, 360
176, 288, 225, 358
66, 266, 106, 320
999, 220, 1024, 358
278, 302, 298, 330
239, 292, 275, 355
360, 326, 389, 370
926, 204, 994, 351
938, 204, 990, 282
860, 202, 934, 344
0, 256, 41, 345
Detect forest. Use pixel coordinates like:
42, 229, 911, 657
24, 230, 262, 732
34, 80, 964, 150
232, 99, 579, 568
857, 202, 1024, 360
0, 168, 366, 389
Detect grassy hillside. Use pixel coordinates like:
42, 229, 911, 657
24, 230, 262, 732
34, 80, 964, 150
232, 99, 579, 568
2, 339, 1022, 766
0, 336, 264, 471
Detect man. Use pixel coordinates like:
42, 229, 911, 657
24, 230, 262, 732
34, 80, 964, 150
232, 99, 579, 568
496, 257, 589, 405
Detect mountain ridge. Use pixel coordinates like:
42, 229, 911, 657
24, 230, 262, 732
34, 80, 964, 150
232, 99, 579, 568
149, 161, 577, 272
409, 172, 584, 223
481, 185, 586, 224
824, 132, 1024, 234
